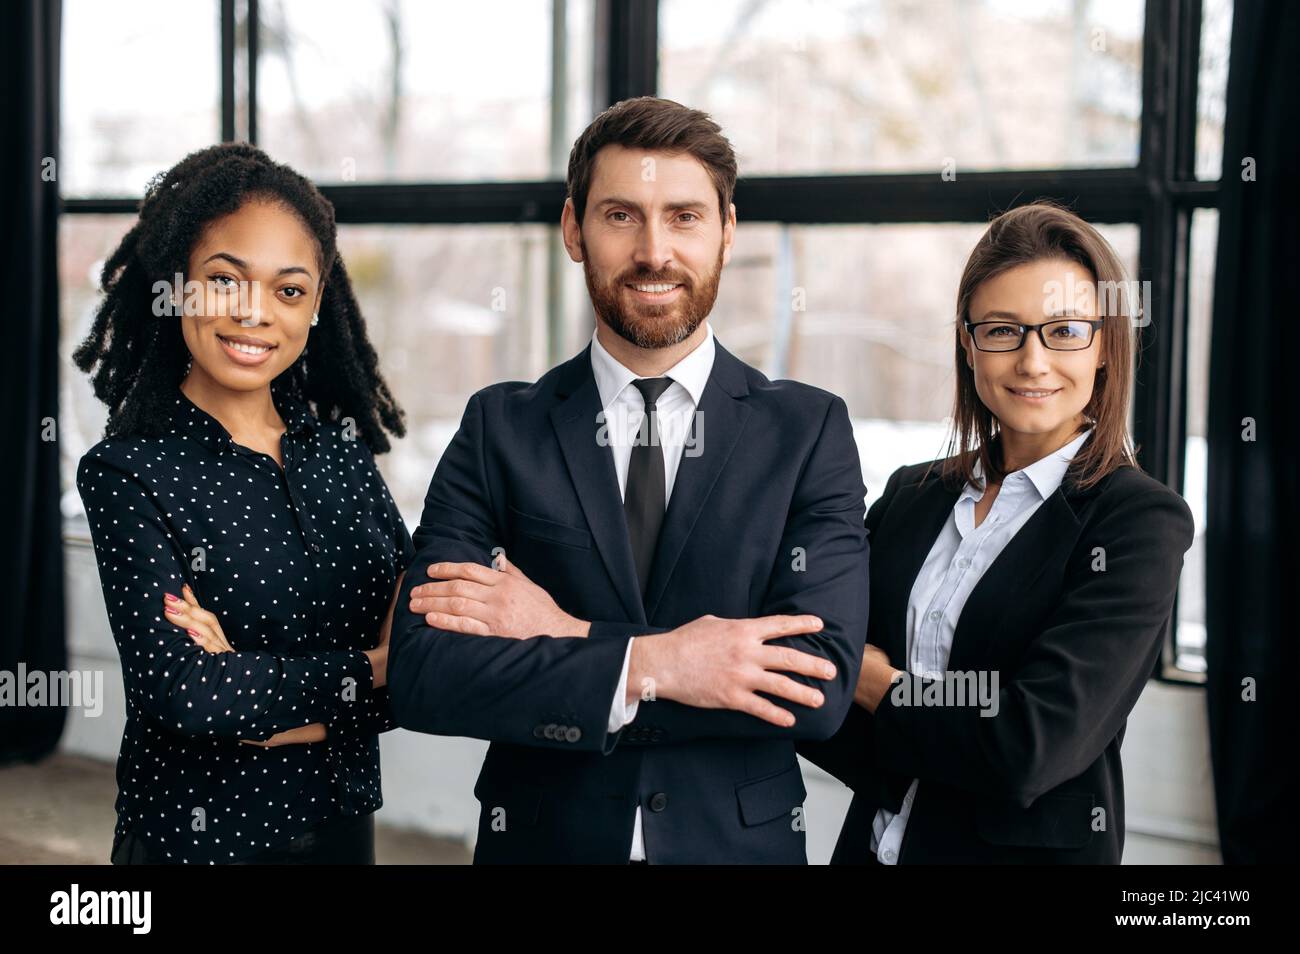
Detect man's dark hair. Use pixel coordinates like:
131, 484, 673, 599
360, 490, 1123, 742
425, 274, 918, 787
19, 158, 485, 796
565, 96, 737, 225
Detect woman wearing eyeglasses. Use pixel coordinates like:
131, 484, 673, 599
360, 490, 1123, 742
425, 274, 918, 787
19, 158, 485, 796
799, 202, 1194, 864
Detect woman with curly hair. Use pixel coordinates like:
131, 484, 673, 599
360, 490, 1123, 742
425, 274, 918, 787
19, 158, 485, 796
74, 142, 412, 864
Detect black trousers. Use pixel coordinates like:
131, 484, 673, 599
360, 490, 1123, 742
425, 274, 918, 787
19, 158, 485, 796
111, 811, 376, 865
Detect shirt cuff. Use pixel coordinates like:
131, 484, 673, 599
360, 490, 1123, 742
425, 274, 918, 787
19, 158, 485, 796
606, 638, 641, 733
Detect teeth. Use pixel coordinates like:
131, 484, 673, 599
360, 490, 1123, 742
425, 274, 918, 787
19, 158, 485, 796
222, 337, 271, 355
1014, 390, 1054, 397
632, 283, 678, 293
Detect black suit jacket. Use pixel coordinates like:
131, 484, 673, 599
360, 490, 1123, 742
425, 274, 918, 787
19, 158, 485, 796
388, 341, 870, 863
799, 445, 1194, 864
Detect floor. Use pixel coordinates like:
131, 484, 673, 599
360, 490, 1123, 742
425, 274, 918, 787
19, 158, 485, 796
0, 753, 472, 864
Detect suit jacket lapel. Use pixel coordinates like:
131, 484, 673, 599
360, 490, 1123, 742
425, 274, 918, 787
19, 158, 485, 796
876, 473, 960, 664
642, 343, 751, 620
948, 479, 1088, 670
549, 347, 646, 624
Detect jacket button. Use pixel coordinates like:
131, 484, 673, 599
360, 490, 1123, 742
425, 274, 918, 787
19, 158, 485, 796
543, 723, 557, 739
532, 725, 546, 738
565, 726, 581, 743
649, 792, 668, 812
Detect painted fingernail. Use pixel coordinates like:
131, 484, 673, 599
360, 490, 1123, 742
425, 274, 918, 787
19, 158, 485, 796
164, 593, 179, 602
165, 605, 180, 615
187, 629, 199, 638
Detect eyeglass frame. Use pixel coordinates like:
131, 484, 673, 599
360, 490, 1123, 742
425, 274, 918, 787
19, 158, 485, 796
963, 317, 1106, 352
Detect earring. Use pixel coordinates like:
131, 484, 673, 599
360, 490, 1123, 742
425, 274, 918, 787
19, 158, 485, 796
310, 313, 319, 327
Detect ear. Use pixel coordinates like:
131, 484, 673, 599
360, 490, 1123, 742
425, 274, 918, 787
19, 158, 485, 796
959, 326, 975, 369
560, 198, 585, 263
721, 202, 737, 267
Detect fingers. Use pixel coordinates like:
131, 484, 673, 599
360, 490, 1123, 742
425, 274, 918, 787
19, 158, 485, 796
757, 644, 837, 681
187, 624, 230, 654
426, 561, 499, 586
753, 671, 826, 709
410, 595, 489, 620
734, 693, 797, 728
494, 551, 526, 579
749, 614, 824, 641
167, 587, 234, 651
423, 611, 492, 636
409, 579, 494, 602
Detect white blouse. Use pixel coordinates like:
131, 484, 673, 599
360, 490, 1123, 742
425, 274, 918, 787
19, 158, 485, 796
871, 429, 1092, 864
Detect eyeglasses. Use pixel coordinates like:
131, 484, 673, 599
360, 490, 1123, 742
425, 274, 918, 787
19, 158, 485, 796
964, 318, 1105, 352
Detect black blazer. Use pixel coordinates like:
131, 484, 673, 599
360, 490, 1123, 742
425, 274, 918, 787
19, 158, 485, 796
388, 341, 870, 863
799, 445, 1194, 864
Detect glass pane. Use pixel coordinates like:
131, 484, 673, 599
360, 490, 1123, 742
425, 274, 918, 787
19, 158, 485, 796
659, 0, 1144, 176
1175, 208, 1217, 674
60, 216, 134, 523
61, 0, 220, 196
1196, 0, 1234, 180
337, 224, 589, 520
257, 0, 594, 183
706, 221, 1138, 507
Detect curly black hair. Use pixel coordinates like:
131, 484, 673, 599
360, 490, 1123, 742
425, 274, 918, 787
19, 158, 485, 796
73, 141, 405, 453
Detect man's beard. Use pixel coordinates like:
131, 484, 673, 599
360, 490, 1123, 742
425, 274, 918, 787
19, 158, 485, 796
582, 240, 724, 350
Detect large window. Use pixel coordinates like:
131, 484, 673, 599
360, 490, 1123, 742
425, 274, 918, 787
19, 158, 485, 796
59, 0, 1229, 681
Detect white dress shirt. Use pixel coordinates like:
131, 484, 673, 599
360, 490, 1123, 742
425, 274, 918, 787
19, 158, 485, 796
591, 322, 716, 862
870, 428, 1091, 864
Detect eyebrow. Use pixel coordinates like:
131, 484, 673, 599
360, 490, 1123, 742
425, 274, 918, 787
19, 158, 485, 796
593, 197, 711, 215
975, 309, 1087, 322
200, 252, 315, 280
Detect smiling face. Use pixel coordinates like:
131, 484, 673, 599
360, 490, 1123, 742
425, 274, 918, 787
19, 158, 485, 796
179, 198, 323, 393
962, 258, 1105, 455
562, 144, 735, 350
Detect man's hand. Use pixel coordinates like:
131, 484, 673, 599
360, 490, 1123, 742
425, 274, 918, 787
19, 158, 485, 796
854, 643, 903, 714
626, 614, 837, 727
409, 551, 590, 638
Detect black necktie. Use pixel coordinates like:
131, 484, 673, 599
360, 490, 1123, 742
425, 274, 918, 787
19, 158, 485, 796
624, 377, 674, 598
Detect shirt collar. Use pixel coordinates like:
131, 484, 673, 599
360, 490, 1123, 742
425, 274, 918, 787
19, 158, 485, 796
965, 428, 1092, 502
170, 386, 318, 453
589, 323, 716, 411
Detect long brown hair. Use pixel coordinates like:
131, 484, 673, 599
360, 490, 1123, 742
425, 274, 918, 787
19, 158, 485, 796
940, 201, 1139, 490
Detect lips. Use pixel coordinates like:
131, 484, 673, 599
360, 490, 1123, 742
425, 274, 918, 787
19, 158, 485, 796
1006, 386, 1062, 401
625, 281, 684, 303
217, 333, 277, 365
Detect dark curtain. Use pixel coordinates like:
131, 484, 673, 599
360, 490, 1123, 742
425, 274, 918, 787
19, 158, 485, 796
1205, 0, 1299, 864
0, 0, 66, 762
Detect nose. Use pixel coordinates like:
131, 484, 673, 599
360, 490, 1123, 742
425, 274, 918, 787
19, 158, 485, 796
633, 219, 673, 274
1016, 328, 1053, 376
234, 280, 266, 326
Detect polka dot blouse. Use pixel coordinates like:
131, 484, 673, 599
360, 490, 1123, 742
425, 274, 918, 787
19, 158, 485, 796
76, 387, 414, 864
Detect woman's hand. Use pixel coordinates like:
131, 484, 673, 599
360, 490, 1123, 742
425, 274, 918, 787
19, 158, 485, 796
409, 551, 590, 639
164, 585, 327, 746
163, 583, 234, 653
240, 723, 327, 748
854, 643, 903, 714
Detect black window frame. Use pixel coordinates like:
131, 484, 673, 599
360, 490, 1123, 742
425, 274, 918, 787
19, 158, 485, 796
60, 0, 1217, 684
